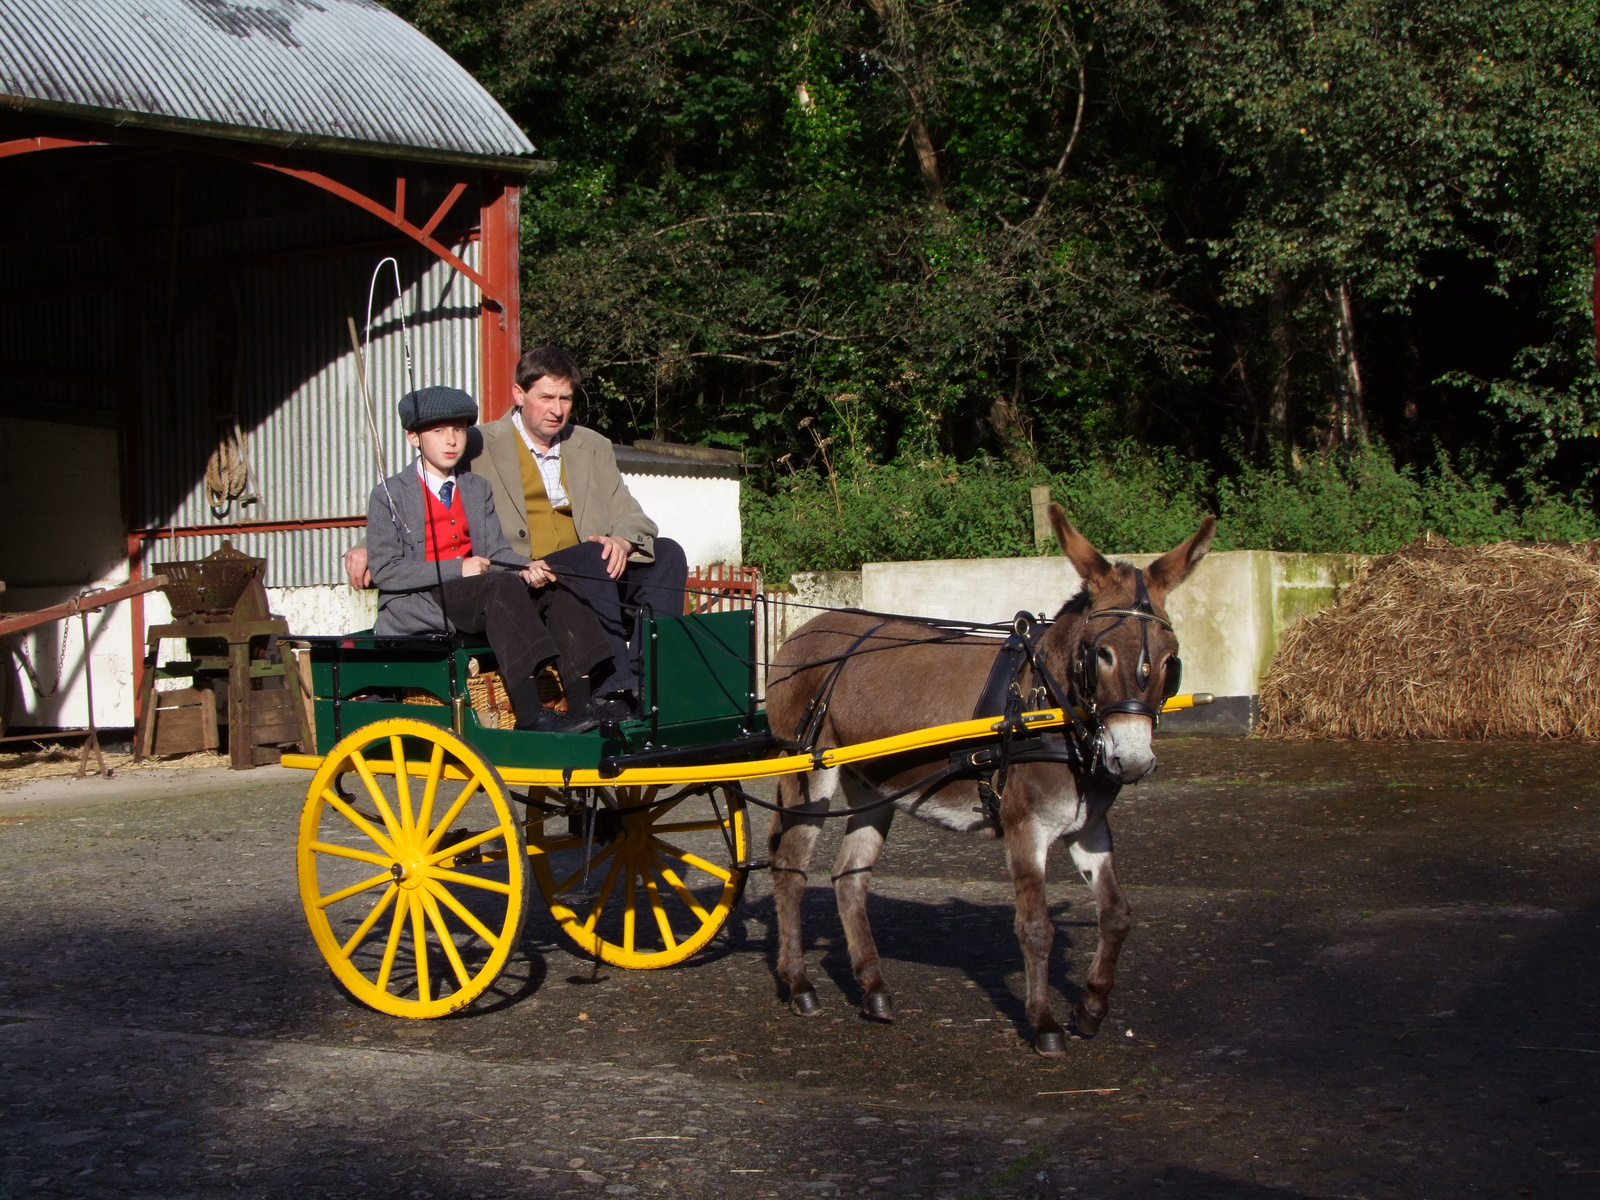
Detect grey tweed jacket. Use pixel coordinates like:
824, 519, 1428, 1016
367, 465, 530, 636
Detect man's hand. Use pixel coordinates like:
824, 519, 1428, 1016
588, 534, 633, 580
460, 555, 492, 578
520, 560, 556, 588
344, 546, 371, 590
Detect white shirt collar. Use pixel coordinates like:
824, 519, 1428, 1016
415, 459, 457, 502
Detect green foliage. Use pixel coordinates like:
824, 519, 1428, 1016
743, 446, 1210, 578
745, 444, 1600, 578
1216, 444, 1600, 551
385, 0, 1600, 524
1125, 0, 1600, 465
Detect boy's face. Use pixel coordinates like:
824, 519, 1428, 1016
407, 422, 469, 475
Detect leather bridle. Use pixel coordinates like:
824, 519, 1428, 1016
1073, 569, 1181, 721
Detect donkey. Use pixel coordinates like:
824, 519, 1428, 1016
764, 504, 1216, 1054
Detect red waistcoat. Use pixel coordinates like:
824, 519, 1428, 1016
422, 479, 472, 561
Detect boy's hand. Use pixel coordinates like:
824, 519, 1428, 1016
521, 560, 556, 588
460, 555, 492, 577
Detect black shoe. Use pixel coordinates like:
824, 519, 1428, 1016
587, 691, 637, 738
591, 691, 637, 721
515, 705, 600, 734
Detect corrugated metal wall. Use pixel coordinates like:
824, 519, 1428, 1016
0, 148, 486, 589
139, 239, 482, 585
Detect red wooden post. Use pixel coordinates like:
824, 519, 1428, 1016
480, 182, 522, 421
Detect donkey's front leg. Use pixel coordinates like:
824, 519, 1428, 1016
832, 773, 895, 1021
769, 768, 835, 1017
1067, 837, 1132, 1038
1005, 806, 1069, 1056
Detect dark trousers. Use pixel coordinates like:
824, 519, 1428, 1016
437, 572, 613, 695
542, 537, 689, 694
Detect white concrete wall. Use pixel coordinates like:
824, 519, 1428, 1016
0, 417, 137, 730
857, 550, 1360, 699
3, 582, 379, 731
267, 585, 378, 639
619, 473, 741, 569
4, 581, 136, 731
2, 543, 1353, 729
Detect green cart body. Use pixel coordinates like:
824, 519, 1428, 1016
303, 608, 771, 770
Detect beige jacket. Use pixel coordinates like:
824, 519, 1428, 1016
468, 415, 659, 563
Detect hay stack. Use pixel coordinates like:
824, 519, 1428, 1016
1258, 537, 1600, 739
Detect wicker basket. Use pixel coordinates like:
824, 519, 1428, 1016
400, 661, 564, 730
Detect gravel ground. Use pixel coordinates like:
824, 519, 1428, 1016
0, 737, 1596, 1199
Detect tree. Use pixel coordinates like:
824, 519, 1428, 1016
1114, 0, 1600, 473
388, 0, 1600, 502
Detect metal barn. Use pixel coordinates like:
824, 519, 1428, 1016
0, 0, 538, 729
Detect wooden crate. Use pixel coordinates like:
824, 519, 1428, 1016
148, 687, 219, 757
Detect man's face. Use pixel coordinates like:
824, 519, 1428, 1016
407, 422, 469, 474
512, 374, 574, 448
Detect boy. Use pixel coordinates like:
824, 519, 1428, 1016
366, 385, 613, 733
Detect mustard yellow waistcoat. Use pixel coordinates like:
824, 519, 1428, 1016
515, 434, 581, 559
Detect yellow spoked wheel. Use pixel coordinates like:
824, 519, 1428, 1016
527, 785, 749, 969
296, 718, 529, 1018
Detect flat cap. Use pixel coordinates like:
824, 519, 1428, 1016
398, 386, 478, 431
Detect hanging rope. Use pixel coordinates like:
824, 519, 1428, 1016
205, 421, 252, 515
204, 278, 260, 518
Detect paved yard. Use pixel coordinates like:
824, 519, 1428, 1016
0, 738, 1595, 1199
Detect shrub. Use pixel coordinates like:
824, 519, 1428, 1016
1217, 446, 1600, 552
742, 442, 1600, 578
743, 445, 1212, 578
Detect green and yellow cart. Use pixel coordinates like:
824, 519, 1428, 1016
284, 607, 1209, 1019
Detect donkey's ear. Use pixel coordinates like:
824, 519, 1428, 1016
1049, 503, 1114, 590
1146, 514, 1217, 597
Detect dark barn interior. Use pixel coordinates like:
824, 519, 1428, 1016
0, 0, 538, 731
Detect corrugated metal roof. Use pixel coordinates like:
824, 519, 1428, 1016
0, 0, 534, 165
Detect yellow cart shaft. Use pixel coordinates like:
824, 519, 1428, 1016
281, 694, 1215, 789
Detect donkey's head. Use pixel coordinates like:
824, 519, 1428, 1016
1042, 504, 1216, 783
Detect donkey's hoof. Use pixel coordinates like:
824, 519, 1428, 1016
790, 988, 823, 1018
860, 989, 894, 1023
1069, 1000, 1103, 1039
1034, 1027, 1068, 1057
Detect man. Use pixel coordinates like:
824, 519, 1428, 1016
346, 346, 688, 712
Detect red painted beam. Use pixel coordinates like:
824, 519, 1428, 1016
257, 162, 496, 297
0, 136, 103, 160
133, 515, 367, 540
0, 576, 168, 640
418, 181, 468, 240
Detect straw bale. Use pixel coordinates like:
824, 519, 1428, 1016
1259, 536, 1600, 740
